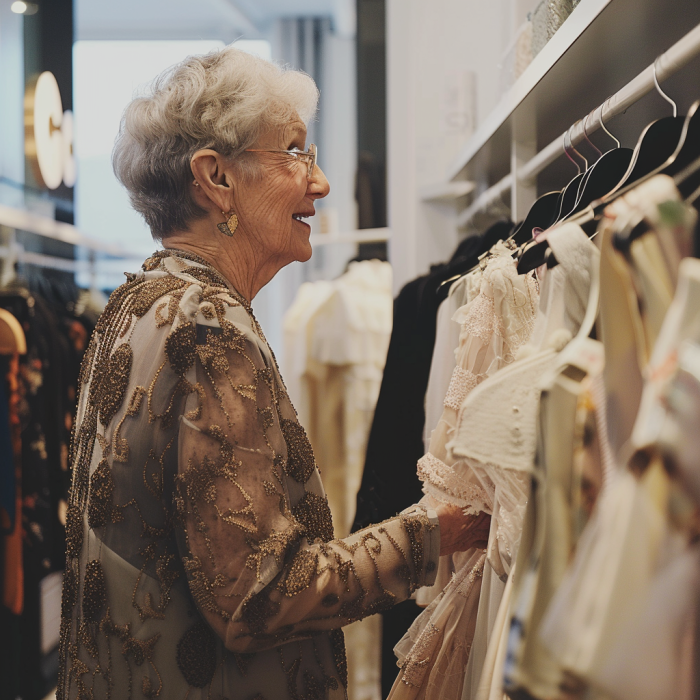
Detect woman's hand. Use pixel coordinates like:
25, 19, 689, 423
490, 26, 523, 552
435, 504, 491, 556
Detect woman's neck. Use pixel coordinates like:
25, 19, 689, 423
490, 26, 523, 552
163, 219, 276, 301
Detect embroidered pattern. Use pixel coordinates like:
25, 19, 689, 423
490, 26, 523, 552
443, 366, 480, 412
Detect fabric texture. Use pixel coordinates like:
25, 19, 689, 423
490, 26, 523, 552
57, 250, 440, 700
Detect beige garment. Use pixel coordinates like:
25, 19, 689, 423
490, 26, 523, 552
57, 250, 439, 700
539, 177, 696, 695
289, 260, 393, 700
282, 279, 334, 428
391, 244, 539, 700
456, 223, 600, 700
504, 338, 605, 699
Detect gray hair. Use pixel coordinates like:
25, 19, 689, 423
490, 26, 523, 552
112, 46, 319, 240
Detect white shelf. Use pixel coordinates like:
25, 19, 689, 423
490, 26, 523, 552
447, 0, 612, 182
419, 181, 475, 202
0, 204, 138, 257
309, 228, 391, 246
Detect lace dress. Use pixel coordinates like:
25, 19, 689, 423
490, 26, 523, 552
388, 243, 539, 700
56, 250, 441, 700
450, 224, 600, 700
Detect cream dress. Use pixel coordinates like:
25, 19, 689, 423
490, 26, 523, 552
389, 242, 540, 700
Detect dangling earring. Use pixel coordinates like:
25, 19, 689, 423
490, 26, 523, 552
217, 209, 238, 237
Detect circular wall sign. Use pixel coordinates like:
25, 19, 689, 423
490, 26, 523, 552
25, 71, 74, 190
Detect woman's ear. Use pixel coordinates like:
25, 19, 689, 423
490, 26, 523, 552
191, 149, 235, 213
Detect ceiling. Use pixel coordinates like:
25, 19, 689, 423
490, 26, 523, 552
75, 0, 355, 41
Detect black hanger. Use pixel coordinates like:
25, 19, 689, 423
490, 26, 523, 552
597, 62, 690, 214
613, 101, 700, 251
510, 191, 560, 245
605, 117, 685, 197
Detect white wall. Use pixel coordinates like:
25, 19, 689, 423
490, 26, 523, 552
387, 0, 517, 292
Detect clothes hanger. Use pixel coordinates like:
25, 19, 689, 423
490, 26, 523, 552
507, 129, 586, 246
613, 97, 700, 252
565, 111, 634, 217
516, 129, 589, 273
437, 219, 517, 292
550, 127, 588, 226
600, 67, 687, 203
517, 114, 621, 274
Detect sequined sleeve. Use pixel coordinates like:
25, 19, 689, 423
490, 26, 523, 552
174, 307, 440, 653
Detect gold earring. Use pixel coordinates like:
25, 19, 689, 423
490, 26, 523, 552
217, 209, 238, 237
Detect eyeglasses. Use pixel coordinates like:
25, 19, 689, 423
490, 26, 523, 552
245, 143, 317, 181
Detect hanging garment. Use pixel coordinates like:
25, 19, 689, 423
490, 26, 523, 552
57, 249, 441, 700
589, 259, 700, 700
450, 223, 599, 700
282, 279, 334, 430
538, 176, 698, 695
389, 242, 540, 700
503, 336, 605, 699
304, 260, 393, 537
293, 260, 393, 700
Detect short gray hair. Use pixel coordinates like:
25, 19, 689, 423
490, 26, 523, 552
112, 46, 319, 240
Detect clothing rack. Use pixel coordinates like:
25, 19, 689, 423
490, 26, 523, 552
458, 20, 700, 230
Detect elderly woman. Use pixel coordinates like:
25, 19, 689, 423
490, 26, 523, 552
57, 47, 489, 700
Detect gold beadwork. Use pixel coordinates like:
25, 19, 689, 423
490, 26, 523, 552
282, 550, 318, 596
164, 322, 197, 376
280, 419, 316, 483
329, 629, 348, 688
87, 459, 114, 529
291, 492, 334, 542
176, 621, 217, 688
82, 560, 107, 621
97, 343, 133, 427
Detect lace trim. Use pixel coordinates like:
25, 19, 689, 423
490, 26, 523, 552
399, 622, 441, 687
462, 294, 505, 345
417, 453, 492, 515
455, 553, 486, 599
443, 366, 479, 412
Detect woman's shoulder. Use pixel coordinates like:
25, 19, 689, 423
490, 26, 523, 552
106, 251, 261, 348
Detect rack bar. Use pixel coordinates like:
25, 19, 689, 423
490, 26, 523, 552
519, 21, 700, 183
460, 20, 700, 228
457, 175, 512, 228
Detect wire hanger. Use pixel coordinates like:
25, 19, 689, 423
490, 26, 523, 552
599, 98, 621, 149
653, 56, 678, 117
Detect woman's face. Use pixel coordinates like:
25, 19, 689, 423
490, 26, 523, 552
230, 118, 330, 267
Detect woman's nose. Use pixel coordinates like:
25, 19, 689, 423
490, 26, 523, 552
308, 164, 330, 199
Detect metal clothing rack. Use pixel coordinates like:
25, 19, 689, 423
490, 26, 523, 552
458, 21, 700, 230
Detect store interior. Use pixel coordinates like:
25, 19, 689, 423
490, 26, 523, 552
3, 0, 700, 698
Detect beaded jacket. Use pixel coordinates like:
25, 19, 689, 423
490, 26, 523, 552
57, 249, 440, 700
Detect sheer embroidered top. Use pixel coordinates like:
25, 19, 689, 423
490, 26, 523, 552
57, 249, 440, 700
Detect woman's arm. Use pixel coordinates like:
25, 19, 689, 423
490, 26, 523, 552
174, 314, 444, 653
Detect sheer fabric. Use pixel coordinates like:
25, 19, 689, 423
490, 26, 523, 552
57, 250, 440, 700
389, 244, 539, 700
452, 224, 599, 700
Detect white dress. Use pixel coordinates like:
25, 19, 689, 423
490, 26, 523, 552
451, 223, 600, 700
389, 242, 540, 700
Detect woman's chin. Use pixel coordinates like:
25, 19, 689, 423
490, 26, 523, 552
295, 241, 313, 263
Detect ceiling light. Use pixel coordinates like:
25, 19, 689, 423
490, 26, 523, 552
11, 1, 39, 15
